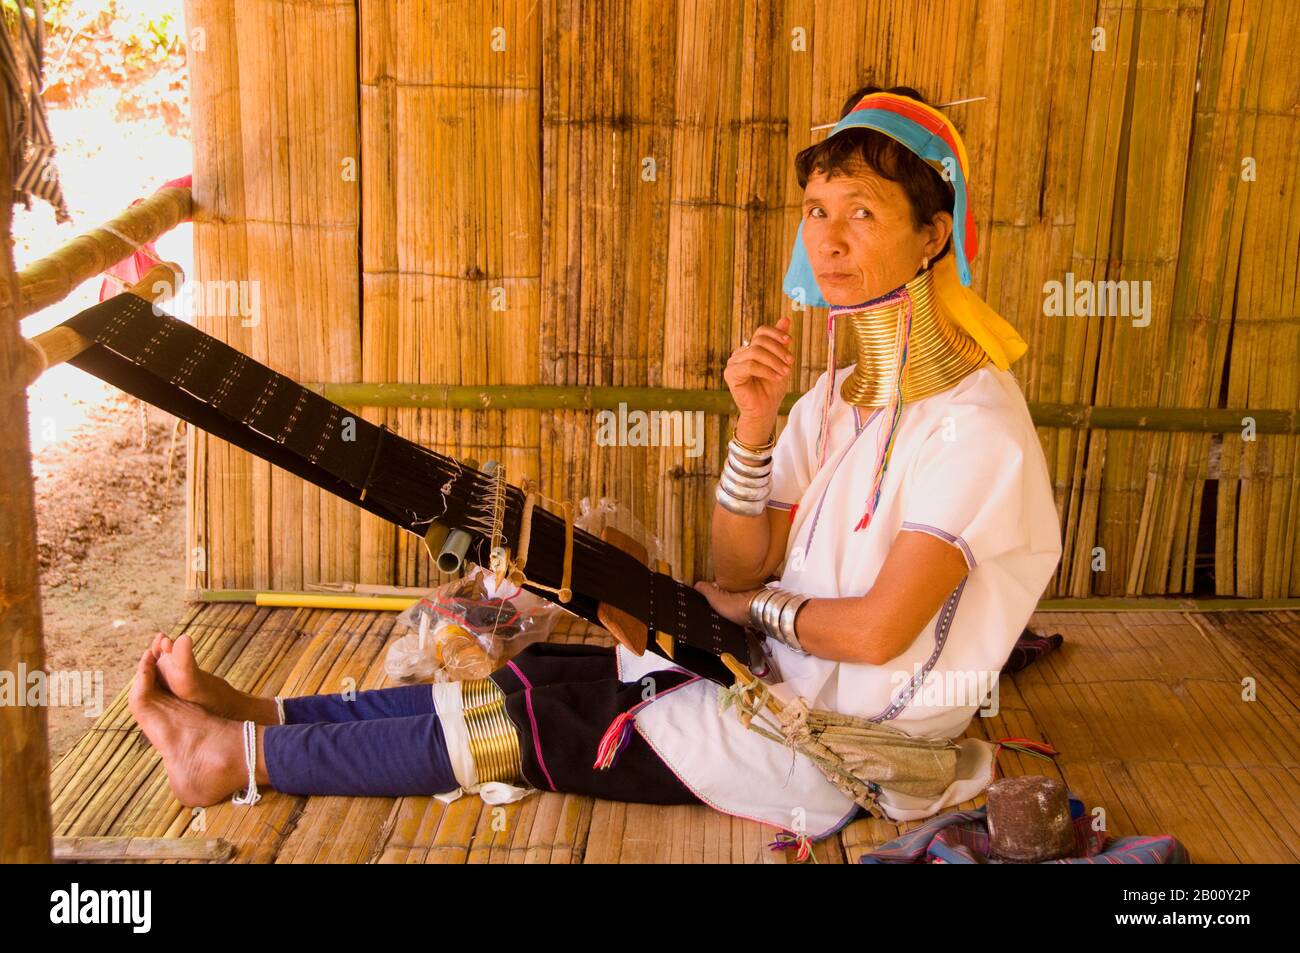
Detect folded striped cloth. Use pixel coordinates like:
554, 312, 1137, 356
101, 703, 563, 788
860, 793, 1189, 864
1001, 627, 1064, 674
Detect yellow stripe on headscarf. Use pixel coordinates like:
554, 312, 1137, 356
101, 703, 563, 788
929, 248, 1029, 370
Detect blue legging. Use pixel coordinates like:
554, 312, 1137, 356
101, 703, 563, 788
263, 684, 458, 798
260, 645, 699, 804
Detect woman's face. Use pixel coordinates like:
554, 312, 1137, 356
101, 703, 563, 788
801, 161, 952, 306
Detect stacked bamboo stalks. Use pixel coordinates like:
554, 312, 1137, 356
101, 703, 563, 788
1209, 2, 1300, 598
185, 0, 361, 593
358, 0, 541, 589
182, 0, 1297, 599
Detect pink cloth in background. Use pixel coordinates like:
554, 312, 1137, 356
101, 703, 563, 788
98, 174, 192, 301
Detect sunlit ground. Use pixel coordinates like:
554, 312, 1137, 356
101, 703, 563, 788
16, 104, 192, 470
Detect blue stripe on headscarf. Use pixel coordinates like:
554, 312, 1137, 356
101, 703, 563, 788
784, 108, 972, 309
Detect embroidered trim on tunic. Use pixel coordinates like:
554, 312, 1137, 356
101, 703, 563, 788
868, 575, 969, 722
800, 407, 881, 555
900, 521, 977, 570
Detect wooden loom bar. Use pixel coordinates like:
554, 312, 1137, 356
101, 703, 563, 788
19, 262, 184, 387
14, 185, 191, 320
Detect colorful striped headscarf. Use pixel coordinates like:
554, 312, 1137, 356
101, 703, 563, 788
785, 91, 980, 302
782, 91, 1028, 532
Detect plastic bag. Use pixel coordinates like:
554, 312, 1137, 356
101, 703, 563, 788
574, 496, 664, 568
386, 564, 560, 683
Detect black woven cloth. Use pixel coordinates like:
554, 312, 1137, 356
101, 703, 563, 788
65, 293, 748, 684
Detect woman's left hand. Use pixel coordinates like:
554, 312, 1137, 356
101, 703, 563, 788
693, 580, 762, 627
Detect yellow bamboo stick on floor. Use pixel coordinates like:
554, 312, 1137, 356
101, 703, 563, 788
254, 592, 418, 611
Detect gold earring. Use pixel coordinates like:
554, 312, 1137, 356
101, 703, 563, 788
921, 255, 930, 271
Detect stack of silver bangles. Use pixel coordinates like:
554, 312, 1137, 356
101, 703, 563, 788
715, 435, 773, 516
748, 586, 810, 655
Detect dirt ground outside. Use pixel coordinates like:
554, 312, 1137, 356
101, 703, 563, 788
32, 395, 187, 760
14, 4, 192, 761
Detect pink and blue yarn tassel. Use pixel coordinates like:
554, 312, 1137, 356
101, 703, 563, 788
816, 286, 915, 534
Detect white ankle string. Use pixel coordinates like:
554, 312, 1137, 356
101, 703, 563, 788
231, 719, 261, 806
274, 696, 286, 725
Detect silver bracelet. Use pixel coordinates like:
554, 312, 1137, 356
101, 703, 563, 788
716, 438, 773, 516
748, 586, 809, 654
727, 436, 773, 465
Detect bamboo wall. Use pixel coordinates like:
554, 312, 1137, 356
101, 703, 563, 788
183, 0, 1300, 598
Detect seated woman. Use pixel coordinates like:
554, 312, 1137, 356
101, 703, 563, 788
128, 83, 1062, 843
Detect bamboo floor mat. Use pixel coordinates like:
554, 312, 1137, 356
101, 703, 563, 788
49, 603, 1300, 863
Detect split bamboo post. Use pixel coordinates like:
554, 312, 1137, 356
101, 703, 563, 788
0, 88, 52, 863
14, 185, 191, 320
20, 261, 184, 387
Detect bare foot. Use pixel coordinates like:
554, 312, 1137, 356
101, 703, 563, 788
128, 649, 267, 808
150, 633, 277, 724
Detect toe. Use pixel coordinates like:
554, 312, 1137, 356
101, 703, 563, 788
137, 650, 158, 692
129, 651, 155, 714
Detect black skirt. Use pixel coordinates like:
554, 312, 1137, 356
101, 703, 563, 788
489, 641, 704, 805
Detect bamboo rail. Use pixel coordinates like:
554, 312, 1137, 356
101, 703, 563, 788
15, 185, 191, 320
303, 382, 1299, 435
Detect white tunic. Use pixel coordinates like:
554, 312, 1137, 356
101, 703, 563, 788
615, 362, 1063, 839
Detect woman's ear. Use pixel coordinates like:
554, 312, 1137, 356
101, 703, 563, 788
924, 211, 954, 259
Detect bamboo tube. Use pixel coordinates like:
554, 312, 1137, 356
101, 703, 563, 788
20, 261, 184, 386
15, 186, 190, 319
0, 89, 52, 863
253, 592, 416, 612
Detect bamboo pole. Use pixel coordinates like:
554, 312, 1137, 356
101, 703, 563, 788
254, 592, 415, 611
14, 186, 190, 319
301, 382, 1300, 434
0, 89, 52, 863
19, 261, 184, 387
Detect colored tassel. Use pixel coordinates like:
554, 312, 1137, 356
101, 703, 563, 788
991, 737, 1061, 778
593, 709, 637, 770
768, 832, 818, 863
813, 308, 838, 470
853, 289, 913, 532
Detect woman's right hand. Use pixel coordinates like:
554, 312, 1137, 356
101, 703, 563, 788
723, 315, 795, 424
